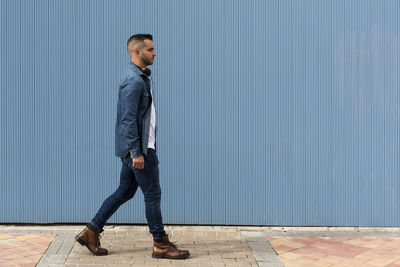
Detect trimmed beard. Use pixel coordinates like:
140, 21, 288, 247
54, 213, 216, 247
142, 56, 153, 66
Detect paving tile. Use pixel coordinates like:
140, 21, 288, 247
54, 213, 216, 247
368, 257, 398, 266
274, 244, 297, 254
268, 236, 400, 267
270, 240, 289, 249
15, 234, 39, 241
19, 263, 37, 267
300, 263, 324, 267
0, 260, 15, 267
0, 233, 55, 267
316, 256, 342, 265
0, 234, 13, 241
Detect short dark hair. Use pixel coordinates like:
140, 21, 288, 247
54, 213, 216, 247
127, 34, 153, 47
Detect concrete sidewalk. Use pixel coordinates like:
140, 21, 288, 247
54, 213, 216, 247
1, 225, 400, 267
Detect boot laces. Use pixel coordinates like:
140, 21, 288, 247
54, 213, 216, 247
168, 241, 177, 248
96, 232, 103, 246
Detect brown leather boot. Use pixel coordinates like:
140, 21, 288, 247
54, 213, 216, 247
152, 234, 190, 259
75, 224, 108, 256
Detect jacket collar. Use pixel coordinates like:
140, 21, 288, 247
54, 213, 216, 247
129, 61, 147, 78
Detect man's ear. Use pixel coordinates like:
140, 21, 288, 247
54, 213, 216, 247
134, 48, 141, 56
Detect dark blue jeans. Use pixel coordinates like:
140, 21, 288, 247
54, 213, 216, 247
90, 149, 166, 240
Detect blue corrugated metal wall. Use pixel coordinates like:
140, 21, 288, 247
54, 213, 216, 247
1, 0, 399, 226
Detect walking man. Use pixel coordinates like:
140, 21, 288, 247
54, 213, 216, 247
75, 34, 190, 260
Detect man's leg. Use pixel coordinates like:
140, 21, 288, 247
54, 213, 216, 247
75, 158, 138, 256
123, 149, 166, 240
91, 160, 139, 229
128, 149, 189, 259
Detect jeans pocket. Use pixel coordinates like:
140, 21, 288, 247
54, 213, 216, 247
145, 150, 159, 166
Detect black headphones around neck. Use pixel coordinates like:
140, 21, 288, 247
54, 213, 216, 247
141, 67, 151, 76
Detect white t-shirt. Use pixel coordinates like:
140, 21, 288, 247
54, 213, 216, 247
147, 88, 156, 149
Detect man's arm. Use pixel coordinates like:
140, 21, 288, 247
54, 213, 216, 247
120, 77, 143, 158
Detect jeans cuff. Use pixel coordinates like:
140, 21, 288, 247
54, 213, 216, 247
87, 222, 100, 232
153, 231, 167, 242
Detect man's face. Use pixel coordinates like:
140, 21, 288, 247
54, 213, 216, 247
139, 39, 156, 66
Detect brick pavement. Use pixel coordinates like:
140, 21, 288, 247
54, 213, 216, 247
0, 233, 55, 266
0, 225, 261, 267
3, 225, 400, 267
66, 225, 258, 267
261, 228, 400, 267
268, 236, 400, 267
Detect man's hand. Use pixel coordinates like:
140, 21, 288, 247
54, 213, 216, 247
132, 155, 145, 169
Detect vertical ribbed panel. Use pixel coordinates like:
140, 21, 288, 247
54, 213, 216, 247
1, 0, 399, 226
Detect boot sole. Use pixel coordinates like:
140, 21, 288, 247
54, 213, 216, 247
152, 253, 189, 260
75, 235, 108, 256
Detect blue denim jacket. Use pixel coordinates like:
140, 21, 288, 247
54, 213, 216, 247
115, 62, 152, 158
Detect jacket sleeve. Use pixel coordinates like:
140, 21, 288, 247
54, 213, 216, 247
120, 77, 143, 158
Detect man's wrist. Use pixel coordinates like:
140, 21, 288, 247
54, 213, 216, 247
129, 150, 141, 158
130, 151, 135, 158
